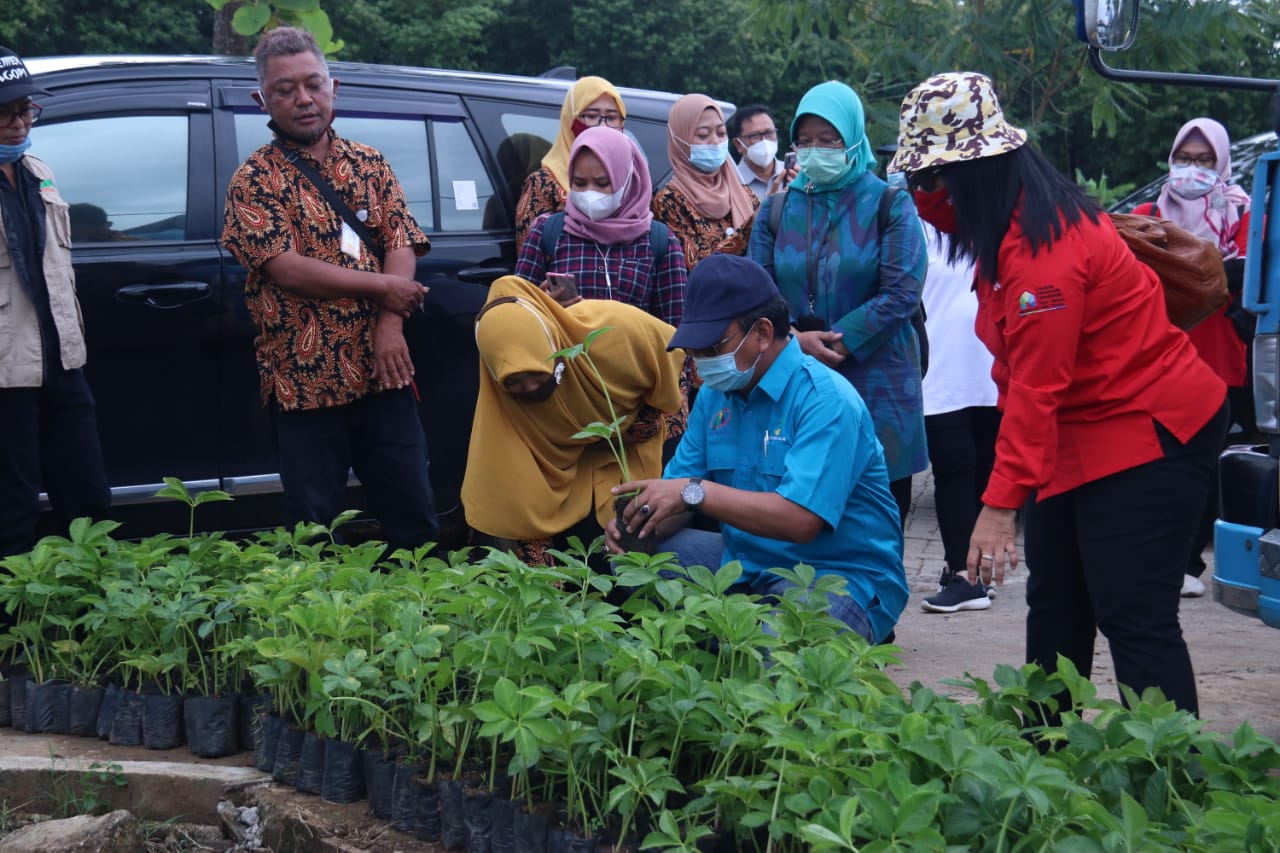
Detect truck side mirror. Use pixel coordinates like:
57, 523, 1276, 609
1074, 0, 1139, 51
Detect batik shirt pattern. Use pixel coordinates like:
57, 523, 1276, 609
222, 131, 429, 411
651, 185, 758, 269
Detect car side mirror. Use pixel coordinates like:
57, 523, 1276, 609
1074, 0, 1139, 51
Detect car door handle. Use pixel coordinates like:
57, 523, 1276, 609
116, 282, 212, 309
454, 264, 511, 285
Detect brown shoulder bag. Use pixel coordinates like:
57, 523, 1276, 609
1107, 212, 1229, 330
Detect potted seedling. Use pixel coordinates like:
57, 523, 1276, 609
553, 328, 654, 556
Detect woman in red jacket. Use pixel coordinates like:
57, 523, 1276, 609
891, 72, 1228, 717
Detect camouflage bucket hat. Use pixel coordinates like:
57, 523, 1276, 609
889, 72, 1026, 174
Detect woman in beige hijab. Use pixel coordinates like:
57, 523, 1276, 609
652, 94, 759, 268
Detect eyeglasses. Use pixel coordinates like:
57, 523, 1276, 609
739, 129, 778, 145
0, 103, 42, 126
793, 135, 845, 150
689, 330, 740, 360
577, 111, 623, 128
906, 168, 943, 192
1172, 152, 1216, 169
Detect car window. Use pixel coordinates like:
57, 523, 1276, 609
33, 115, 188, 242
433, 119, 495, 232
234, 113, 435, 230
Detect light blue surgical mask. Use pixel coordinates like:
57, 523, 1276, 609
797, 146, 852, 186
1168, 163, 1218, 200
693, 330, 761, 393
886, 170, 908, 190
689, 141, 729, 173
0, 138, 32, 164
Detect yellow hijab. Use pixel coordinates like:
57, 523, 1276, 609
540, 76, 626, 189
464, 277, 685, 540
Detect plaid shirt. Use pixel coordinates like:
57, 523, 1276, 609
514, 213, 687, 326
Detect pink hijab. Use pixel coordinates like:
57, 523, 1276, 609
563, 126, 654, 246
665, 94, 755, 227
1156, 117, 1251, 260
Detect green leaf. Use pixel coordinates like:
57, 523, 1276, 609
232, 3, 272, 36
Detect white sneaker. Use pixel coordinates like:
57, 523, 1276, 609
1180, 574, 1206, 597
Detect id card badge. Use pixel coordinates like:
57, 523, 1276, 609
340, 222, 362, 260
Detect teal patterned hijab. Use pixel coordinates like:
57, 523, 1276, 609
788, 81, 876, 192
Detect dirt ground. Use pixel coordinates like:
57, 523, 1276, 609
889, 473, 1280, 742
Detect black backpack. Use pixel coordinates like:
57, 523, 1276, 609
538, 211, 670, 264
764, 185, 929, 376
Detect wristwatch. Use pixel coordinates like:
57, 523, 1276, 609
680, 477, 705, 512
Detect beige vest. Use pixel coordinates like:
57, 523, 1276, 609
0, 154, 86, 387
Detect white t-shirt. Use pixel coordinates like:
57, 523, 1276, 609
920, 222, 999, 416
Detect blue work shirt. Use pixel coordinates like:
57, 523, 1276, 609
666, 336, 908, 642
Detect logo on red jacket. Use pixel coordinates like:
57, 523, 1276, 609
1017, 286, 1067, 317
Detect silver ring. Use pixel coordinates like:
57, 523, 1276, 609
980, 553, 994, 561
640, 504, 652, 516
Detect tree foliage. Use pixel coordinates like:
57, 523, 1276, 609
11, 0, 1280, 188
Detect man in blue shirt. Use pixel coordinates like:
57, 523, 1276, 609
607, 253, 908, 643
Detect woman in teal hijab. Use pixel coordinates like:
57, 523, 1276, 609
788, 80, 877, 192
749, 80, 928, 527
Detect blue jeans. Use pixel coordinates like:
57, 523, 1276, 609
0, 367, 111, 557
659, 528, 875, 642
272, 386, 438, 552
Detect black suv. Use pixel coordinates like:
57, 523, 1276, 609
28, 55, 694, 542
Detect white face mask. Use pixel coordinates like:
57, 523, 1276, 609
745, 138, 778, 168
569, 187, 625, 221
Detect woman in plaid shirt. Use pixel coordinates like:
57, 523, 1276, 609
514, 127, 688, 327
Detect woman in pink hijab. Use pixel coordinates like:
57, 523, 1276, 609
515, 126, 688, 326
1135, 117, 1254, 598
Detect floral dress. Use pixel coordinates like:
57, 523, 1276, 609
651, 185, 758, 269
515, 167, 566, 252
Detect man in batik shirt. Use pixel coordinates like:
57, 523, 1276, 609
222, 26, 438, 551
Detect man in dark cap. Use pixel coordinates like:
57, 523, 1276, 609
0, 46, 110, 557
607, 253, 908, 644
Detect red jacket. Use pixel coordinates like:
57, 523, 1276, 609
1133, 202, 1248, 387
976, 211, 1226, 510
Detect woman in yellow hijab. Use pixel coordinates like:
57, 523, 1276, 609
464, 277, 686, 561
514, 76, 626, 251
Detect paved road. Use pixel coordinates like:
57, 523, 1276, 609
889, 470, 1280, 741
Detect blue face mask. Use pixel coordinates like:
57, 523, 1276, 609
886, 170, 908, 190
689, 141, 729, 173
693, 329, 761, 393
797, 146, 852, 186
0, 138, 32, 164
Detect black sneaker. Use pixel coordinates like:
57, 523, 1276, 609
922, 576, 992, 613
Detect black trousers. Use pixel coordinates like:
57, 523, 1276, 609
925, 406, 1002, 577
0, 367, 111, 558
1023, 403, 1229, 715
272, 386, 439, 553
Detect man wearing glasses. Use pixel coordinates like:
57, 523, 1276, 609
0, 46, 111, 558
728, 104, 785, 201
607, 254, 908, 646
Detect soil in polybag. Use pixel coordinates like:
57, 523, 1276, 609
109, 688, 144, 747
294, 731, 326, 794
142, 691, 184, 750
67, 684, 103, 736
185, 694, 239, 758
272, 723, 305, 786
321, 738, 366, 803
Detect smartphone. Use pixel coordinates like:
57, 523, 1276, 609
784, 151, 798, 172
545, 272, 580, 300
